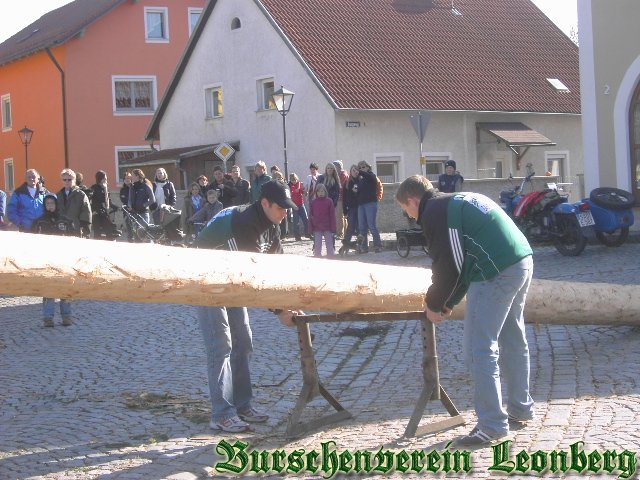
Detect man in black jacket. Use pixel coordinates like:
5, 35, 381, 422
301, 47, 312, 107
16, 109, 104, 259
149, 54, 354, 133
194, 180, 302, 433
229, 165, 251, 205
210, 166, 237, 208
437, 160, 464, 193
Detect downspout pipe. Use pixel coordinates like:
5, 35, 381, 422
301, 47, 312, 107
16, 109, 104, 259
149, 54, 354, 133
45, 48, 69, 168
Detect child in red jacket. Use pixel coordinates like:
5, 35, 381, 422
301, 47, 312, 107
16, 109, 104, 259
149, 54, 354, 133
308, 183, 336, 257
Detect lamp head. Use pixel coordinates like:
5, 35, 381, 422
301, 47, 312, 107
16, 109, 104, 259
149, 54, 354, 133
18, 126, 34, 146
272, 86, 294, 114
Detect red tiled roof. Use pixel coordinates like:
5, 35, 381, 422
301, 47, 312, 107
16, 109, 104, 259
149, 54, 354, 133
259, 0, 580, 113
0, 0, 125, 66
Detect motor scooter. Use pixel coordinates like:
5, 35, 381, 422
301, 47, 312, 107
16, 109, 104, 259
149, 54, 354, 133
582, 187, 635, 247
500, 172, 594, 256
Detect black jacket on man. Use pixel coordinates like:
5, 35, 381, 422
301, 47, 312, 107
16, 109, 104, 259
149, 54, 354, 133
195, 202, 282, 254
128, 180, 155, 214
356, 170, 378, 205
210, 176, 237, 208
230, 178, 251, 206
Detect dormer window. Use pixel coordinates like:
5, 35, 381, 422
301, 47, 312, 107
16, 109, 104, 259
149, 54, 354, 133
547, 78, 570, 92
231, 17, 241, 30
145, 7, 169, 43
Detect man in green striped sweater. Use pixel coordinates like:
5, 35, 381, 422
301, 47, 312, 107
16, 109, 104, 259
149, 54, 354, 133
396, 175, 535, 447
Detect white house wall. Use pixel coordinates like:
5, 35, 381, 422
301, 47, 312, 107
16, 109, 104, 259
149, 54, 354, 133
158, 0, 582, 189
334, 110, 582, 192
158, 0, 336, 176
579, 0, 640, 192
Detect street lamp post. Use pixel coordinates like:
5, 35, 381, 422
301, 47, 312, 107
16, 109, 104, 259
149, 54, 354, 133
272, 86, 295, 180
18, 126, 34, 171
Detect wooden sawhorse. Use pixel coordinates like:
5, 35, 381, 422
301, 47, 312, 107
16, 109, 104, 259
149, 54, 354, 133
285, 312, 465, 438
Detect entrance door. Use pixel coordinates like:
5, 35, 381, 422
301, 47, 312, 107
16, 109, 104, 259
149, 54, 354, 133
630, 82, 640, 199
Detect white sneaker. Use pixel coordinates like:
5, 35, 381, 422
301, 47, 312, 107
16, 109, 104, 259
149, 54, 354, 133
210, 416, 249, 433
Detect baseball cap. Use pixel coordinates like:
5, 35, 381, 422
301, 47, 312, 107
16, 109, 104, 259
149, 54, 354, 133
260, 180, 297, 209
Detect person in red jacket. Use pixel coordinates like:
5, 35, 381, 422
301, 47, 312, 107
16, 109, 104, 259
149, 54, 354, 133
308, 183, 336, 257
288, 173, 309, 241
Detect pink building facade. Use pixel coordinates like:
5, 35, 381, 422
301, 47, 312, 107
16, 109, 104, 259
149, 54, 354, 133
0, 0, 205, 191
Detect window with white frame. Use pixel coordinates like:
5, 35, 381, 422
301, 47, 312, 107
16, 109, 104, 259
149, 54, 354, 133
113, 76, 157, 114
145, 7, 169, 42
423, 154, 451, 182
116, 147, 155, 182
188, 7, 203, 35
4, 159, 14, 191
257, 78, 275, 110
204, 86, 223, 118
375, 156, 400, 183
1, 95, 11, 131
424, 162, 444, 182
545, 152, 571, 194
546, 153, 567, 180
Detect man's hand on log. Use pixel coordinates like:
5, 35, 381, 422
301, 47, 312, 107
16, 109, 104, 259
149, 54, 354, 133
277, 310, 305, 327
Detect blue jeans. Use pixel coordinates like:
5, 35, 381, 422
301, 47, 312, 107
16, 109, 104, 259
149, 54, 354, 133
463, 256, 535, 436
292, 204, 309, 238
43, 298, 72, 319
357, 201, 381, 248
198, 306, 254, 422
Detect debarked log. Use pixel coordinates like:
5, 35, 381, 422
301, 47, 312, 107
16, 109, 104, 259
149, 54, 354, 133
0, 232, 638, 325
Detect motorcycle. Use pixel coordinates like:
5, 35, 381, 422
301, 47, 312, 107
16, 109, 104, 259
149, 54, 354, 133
499, 172, 594, 256
583, 187, 635, 247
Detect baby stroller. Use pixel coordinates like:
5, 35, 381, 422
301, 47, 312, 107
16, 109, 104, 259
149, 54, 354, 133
122, 205, 184, 245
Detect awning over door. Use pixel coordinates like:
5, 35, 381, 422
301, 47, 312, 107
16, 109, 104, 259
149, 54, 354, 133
476, 122, 556, 169
120, 142, 240, 168
121, 141, 240, 188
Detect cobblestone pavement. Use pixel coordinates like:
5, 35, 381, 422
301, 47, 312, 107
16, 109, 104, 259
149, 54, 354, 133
1, 236, 639, 479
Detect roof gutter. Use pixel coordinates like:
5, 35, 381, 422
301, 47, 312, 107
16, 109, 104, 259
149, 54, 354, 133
252, 0, 338, 110
45, 47, 69, 168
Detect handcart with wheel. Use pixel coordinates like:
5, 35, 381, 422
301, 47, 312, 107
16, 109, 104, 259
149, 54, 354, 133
395, 228, 429, 257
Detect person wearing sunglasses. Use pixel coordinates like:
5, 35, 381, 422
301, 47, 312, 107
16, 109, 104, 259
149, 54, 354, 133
56, 168, 92, 237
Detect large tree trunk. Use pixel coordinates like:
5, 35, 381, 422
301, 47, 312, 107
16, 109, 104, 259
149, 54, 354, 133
1, 232, 638, 326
